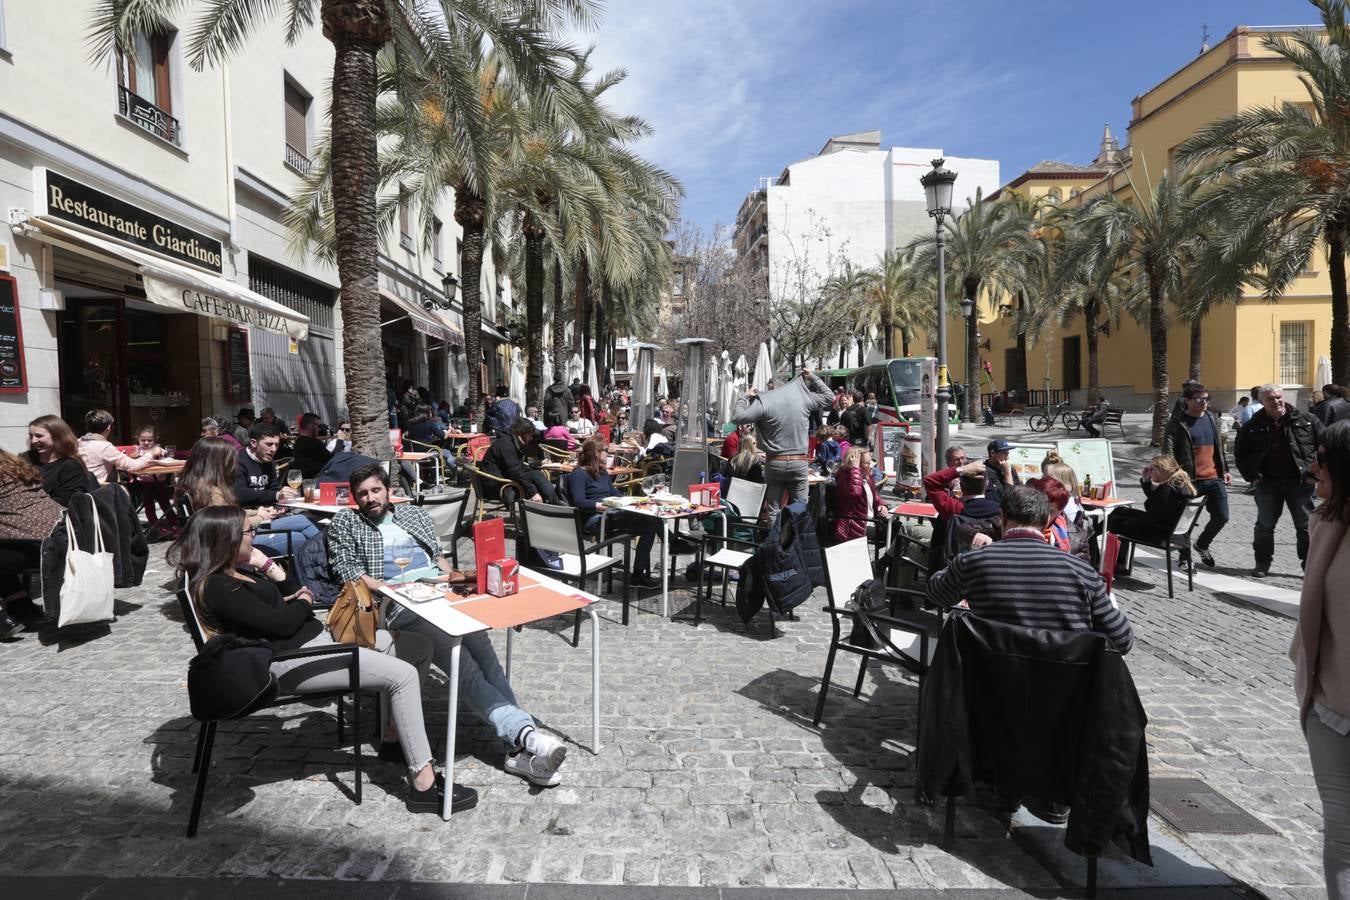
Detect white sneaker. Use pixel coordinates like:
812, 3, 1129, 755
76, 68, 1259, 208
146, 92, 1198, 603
524, 729, 568, 770
505, 751, 562, 787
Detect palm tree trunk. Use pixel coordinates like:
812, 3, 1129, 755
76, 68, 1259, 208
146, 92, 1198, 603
881, 300, 894, 358
574, 255, 591, 372
1084, 295, 1100, 396
1188, 318, 1203, 382
1330, 228, 1349, 385
454, 183, 486, 417
323, 3, 391, 457
594, 281, 609, 385
901, 329, 911, 358
551, 257, 566, 383
963, 286, 980, 423
856, 335, 866, 365
523, 213, 546, 404
1146, 261, 1169, 446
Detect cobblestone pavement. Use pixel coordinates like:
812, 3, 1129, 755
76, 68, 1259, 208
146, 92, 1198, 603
0, 422, 1323, 897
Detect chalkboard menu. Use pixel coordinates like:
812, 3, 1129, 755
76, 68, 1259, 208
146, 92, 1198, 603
0, 274, 27, 393
224, 327, 251, 402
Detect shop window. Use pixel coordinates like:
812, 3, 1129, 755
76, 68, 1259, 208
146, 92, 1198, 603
1280, 321, 1311, 385
398, 186, 413, 250
432, 218, 444, 268
283, 77, 312, 174
117, 30, 181, 147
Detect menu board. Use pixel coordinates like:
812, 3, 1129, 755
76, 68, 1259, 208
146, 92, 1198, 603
0, 274, 27, 393
875, 422, 909, 480
1056, 438, 1117, 497
1007, 443, 1053, 482
224, 327, 251, 401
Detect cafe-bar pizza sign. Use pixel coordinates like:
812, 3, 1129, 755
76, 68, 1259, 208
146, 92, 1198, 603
0, 273, 28, 393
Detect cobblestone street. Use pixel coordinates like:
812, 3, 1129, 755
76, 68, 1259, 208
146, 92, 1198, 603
0, 423, 1325, 898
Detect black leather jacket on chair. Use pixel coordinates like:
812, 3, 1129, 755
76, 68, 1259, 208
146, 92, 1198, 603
915, 612, 1152, 866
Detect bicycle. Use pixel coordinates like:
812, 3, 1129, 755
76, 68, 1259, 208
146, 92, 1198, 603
1028, 400, 1080, 433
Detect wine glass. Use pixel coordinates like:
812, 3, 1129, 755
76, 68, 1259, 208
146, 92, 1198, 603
287, 469, 303, 491
393, 556, 413, 583
642, 475, 658, 497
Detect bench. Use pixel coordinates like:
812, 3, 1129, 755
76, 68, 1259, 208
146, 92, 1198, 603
1080, 408, 1125, 439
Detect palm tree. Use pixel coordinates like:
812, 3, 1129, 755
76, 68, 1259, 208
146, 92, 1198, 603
908, 190, 1035, 421
90, 0, 596, 454
822, 263, 872, 364
1060, 167, 1206, 445
1177, 1, 1350, 383
855, 252, 933, 359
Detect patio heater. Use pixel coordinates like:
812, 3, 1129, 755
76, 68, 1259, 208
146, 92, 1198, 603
672, 337, 713, 495
630, 342, 661, 436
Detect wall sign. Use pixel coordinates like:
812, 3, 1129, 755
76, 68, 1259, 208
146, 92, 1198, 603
0, 274, 27, 393
34, 168, 224, 273
224, 327, 251, 402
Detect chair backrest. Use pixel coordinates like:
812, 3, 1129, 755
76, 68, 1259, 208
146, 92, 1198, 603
1174, 495, 1208, 537
597, 424, 612, 444
466, 435, 491, 462
725, 477, 767, 520
823, 538, 874, 607
519, 499, 582, 555
419, 489, 470, 550
1100, 531, 1121, 593
671, 447, 709, 496
177, 573, 208, 651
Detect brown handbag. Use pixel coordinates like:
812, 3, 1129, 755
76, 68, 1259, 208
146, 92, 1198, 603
328, 579, 380, 648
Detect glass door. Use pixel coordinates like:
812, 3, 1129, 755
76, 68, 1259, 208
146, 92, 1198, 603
59, 299, 129, 441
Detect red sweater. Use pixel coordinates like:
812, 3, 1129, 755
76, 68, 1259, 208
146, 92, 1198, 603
922, 466, 965, 518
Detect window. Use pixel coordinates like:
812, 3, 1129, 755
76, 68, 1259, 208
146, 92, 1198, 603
117, 30, 181, 146
672, 270, 685, 296
1046, 187, 1062, 203
1280, 321, 1311, 384
283, 77, 311, 174
398, 186, 412, 250
432, 218, 444, 268
457, 239, 464, 274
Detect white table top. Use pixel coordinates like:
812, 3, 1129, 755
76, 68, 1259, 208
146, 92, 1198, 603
377, 567, 601, 638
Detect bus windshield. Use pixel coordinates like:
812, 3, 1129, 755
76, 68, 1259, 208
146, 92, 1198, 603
888, 359, 926, 418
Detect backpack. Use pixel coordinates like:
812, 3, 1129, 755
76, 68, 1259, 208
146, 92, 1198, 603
543, 383, 571, 428
846, 577, 888, 649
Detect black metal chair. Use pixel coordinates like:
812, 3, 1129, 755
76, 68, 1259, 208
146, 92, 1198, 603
813, 538, 941, 727
1113, 495, 1207, 598
517, 499, 631, 645
176, 577, 364, 837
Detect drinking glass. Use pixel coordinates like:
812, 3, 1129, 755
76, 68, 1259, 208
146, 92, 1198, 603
161, 444, 176, 460
287, 469, 303, 491
301, 479, 317, 502
642, 475, 658, 496
393, 556, 412, 583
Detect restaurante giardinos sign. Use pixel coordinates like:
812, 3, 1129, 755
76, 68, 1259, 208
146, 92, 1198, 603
35, 169, 224, 273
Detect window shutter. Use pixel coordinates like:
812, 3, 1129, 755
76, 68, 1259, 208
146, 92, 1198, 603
152, 33, 172, 113
284, 81, 307, 153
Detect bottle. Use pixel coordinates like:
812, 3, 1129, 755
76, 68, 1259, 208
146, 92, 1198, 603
1082, 473, 1092, 498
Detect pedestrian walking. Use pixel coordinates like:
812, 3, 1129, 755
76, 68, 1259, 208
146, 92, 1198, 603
1292, 420, 1350, 898
733, 367, 834, 520
1162, 381, 1230, 567
1235, 383, 1323, 577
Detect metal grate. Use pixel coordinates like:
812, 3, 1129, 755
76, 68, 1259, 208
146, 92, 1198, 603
1149, 777, 1276, 835
247, 254, 335, 333
1280, 320, 1310, 385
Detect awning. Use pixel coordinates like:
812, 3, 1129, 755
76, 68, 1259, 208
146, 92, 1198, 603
481, 320, 508, 343
24, 216, 309, 340
379, 289, 450, 343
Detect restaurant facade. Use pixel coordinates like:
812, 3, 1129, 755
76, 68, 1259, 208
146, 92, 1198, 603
0, 6, 511, 450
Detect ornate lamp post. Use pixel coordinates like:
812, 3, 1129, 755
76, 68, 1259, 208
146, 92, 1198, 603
441, 271, 459, 307
921, 158, 957, 466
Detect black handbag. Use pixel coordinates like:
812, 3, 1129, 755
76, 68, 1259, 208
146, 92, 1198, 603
187, 634, 278, 721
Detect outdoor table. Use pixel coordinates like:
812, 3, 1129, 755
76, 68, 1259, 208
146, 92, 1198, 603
598, 500, 722, 617
540, 461, 639, 478
278, 496, 412, 516
394, 451, 438, 497
885, 501, 938, 551
136, 461, 186, 478
378, 568, 601, 820
1081, 495, 1134, 534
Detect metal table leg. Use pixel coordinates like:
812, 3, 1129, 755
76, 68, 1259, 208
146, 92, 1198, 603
588, 607, 601, 752
441, 637, 462, 820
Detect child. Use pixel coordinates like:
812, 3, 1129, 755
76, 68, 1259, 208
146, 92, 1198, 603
814, 427, 842, 472
130, 425, 178, 535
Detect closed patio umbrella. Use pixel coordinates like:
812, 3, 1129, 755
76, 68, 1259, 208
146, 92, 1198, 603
752, 343, 773, 392
508, 354, 526, 405
1317, 355, 1333, 390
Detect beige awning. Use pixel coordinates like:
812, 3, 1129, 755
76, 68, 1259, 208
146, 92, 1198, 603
379, 289, 450, 342
24, 216, 309, 340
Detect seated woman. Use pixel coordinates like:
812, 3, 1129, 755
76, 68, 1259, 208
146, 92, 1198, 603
635, 418, 673, 465
722, 433, 764, 484
168, 505, 467, 813
77, 408, 165, 483
1027, 474, 1092, 562
567, 438, 663, 588
1107, 454, 1195, 546
832, 447, 888, 543
1039, 451, 1093, 562
25, 414, 96, 506
542, 423, 578, 452
0, 449, 64, 637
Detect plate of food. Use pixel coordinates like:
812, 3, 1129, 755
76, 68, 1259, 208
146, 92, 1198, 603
396, 583, 445, 604
602, 496, 641, 509
647, 492, 687, 506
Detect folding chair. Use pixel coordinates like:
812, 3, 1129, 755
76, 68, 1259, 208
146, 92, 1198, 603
1116, 495, 1207, 598
813, 538, 941, 727
176, 576, 363, 837
517, 500, 632, 645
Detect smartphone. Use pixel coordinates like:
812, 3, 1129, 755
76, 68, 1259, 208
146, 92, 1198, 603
417, 575, 450, 584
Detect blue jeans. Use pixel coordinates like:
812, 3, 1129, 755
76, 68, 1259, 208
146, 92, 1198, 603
385, 603, 534, 751
254, 513, 321, 556
1192, 478, 1230, 551
1254, 477, 1314, 568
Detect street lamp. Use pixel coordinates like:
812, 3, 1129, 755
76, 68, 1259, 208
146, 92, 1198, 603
921, 157, 957, 466
441, 270, 459, 305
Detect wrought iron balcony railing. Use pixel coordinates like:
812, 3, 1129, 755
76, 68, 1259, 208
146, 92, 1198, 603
118, 86, 182, 147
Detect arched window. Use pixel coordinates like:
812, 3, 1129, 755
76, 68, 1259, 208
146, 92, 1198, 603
1046, 187, 1063, 203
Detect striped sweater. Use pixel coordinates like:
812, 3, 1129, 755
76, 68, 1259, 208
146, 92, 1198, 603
925, 534, 1133, 654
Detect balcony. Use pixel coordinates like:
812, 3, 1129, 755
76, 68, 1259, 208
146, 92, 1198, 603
748, 222, 768, 249
118, 86, 182, 147
284, 143, 312, 175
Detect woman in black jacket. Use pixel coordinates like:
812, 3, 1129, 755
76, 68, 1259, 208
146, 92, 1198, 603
168, 506, 470, 813
1108, 454, 1196, 545
25, 414, 95, 506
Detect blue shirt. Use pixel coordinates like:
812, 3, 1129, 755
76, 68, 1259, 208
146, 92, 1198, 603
376, 515, 429, 580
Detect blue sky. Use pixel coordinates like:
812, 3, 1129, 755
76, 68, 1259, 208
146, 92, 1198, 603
578, 0, 1312, 230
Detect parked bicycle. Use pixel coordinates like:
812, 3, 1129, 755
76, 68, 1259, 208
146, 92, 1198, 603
1028, 400, 1080, 433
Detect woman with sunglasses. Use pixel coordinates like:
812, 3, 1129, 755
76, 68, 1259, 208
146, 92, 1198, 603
1295, 420, 1350, 896
169, 506, 469, 813
326, 421, 353, 454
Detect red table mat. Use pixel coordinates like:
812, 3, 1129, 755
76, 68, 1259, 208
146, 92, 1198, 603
892, 502, 938, 517
453, 586, 591, 629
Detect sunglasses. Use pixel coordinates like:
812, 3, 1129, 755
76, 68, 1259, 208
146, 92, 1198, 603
1193, 396, 1210, 404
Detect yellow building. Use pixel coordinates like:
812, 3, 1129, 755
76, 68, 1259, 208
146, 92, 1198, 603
962, 25, 1332, 412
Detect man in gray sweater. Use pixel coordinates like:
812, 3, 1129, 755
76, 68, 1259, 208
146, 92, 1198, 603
734, 368, 835, 519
